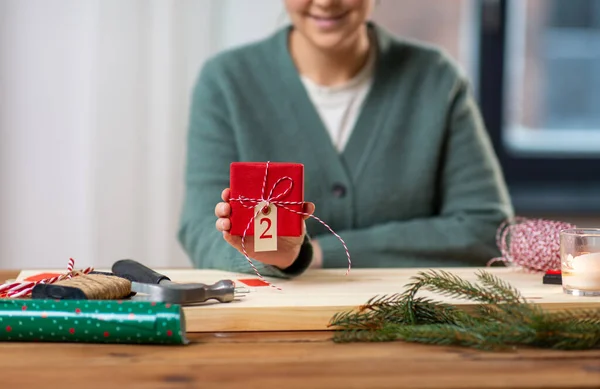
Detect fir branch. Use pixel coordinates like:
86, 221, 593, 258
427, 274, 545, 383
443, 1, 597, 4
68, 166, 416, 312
475, 270, 525, 303
391, 324, 493, 350
475, 270, 544, 324
329, 310, 382, 331
329, 297, 457, 330
408, 298, 462, 325
546, 308, 600, 326
404, 270, 513, 305
470, 321, 537, 349
330, 269, 600, 351
398, 269, 503, 324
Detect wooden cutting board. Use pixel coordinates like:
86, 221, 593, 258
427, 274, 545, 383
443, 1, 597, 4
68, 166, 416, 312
15, 267, 600, 332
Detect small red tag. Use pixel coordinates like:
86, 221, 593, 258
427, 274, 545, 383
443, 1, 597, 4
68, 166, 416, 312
238, 278, 269, 287
24, 273, 61, 282
546, 269, 561, 275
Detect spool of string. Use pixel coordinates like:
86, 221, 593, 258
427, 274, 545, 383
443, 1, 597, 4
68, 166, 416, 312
35, 272, 132, 300
487, 217, 576, 272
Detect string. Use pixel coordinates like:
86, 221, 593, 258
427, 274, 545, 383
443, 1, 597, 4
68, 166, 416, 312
229, 161, 351, 290
487, 217, 576, 272
0, 258, 94, 298
52, 274, 131, 300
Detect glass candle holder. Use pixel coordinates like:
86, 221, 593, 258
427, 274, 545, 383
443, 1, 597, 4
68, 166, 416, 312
561, 228, 600, 296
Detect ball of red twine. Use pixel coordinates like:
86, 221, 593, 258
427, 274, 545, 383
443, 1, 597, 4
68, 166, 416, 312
487, 217, 576, 272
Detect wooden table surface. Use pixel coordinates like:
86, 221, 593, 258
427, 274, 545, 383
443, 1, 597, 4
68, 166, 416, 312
2, 270, 600, 389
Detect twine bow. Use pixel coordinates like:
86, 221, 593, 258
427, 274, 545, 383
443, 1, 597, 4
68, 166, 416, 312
229, 161, 351, 289
0, 258, 94, 298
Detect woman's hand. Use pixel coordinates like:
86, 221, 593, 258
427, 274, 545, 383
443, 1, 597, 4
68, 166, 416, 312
215, 188, 315, 269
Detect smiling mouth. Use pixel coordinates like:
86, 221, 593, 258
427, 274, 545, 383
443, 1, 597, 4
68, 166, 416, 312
308, 11, 349, 22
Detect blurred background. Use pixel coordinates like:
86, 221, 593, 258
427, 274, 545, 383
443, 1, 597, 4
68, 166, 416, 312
1, 0, 599, 270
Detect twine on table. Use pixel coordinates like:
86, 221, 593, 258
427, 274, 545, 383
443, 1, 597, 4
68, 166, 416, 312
487, 217, 576, 272
229, 161, 351, 290
0, 258, 94, 298
51, 273, 131, 300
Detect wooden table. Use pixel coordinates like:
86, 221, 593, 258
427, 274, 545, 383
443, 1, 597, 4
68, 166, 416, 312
1, 270, 599, 388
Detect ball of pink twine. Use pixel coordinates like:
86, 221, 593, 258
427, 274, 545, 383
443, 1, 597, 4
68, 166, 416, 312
487, 217, 576, 272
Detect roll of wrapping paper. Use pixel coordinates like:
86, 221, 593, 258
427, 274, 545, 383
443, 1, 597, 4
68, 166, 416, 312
0, 299, 188, 345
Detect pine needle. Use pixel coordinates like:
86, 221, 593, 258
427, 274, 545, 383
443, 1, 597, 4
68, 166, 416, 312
329, 270, 600, 351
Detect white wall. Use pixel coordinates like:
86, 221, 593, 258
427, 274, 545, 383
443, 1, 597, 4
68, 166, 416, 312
0, 0, 285, 271
0, 0, 99, 269
213, 0, 286, 50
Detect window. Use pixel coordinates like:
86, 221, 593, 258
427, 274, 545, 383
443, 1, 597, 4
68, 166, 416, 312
479, 0, 600, 214
504, 0, 600, 156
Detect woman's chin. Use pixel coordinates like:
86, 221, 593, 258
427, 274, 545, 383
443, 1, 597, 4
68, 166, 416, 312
306, 31, 360, 52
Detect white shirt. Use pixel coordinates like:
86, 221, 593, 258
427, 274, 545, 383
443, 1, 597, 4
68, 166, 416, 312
300, 49, 375, 153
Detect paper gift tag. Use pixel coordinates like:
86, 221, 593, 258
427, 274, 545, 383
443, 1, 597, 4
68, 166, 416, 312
254, 201, 277, 252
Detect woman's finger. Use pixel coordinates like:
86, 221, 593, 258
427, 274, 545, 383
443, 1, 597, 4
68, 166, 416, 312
214, 202, 231, 218
221, 188, 231, 202
215, 217, 231, 231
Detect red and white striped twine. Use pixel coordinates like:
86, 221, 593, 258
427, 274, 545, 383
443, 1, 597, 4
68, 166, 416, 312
229, 161, 351, 289
487, 217, 576, 272
0, 258, 93, 298
66, 257, 75, 278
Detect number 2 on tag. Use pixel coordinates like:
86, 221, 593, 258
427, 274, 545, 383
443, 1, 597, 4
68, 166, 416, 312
254, 201, 277, 252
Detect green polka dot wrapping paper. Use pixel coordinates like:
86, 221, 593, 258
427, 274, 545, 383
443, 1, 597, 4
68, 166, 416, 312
0, 299, 189, 345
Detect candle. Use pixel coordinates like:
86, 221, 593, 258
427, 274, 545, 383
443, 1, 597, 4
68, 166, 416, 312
562, 253, 600, 292
560, 228, 600, 296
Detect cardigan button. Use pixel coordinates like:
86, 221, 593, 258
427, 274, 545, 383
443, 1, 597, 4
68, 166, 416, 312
331, 183, 347, 198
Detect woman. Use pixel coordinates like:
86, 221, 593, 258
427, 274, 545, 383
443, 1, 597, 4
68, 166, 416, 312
178, 0, 514, 278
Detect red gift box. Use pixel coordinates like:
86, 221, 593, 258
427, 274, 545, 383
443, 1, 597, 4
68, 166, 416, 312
229, 162, 304, 237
